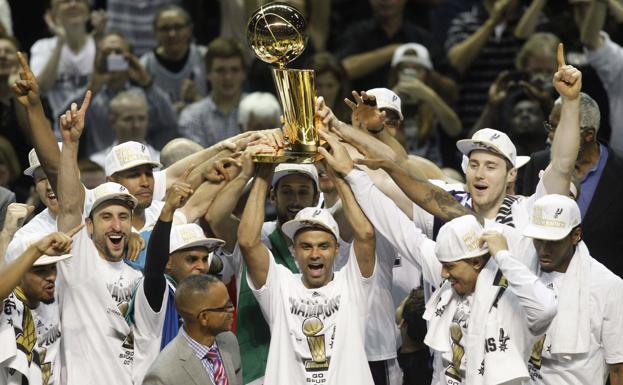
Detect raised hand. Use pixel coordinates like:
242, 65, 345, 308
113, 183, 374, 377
317, 130, 354, 175
125, 53, 152, 87
59, 90, 92, 143
163, 169, 194, 213
489, 0, 514, 24
11, 52, 41, 107
345, 91, 386, 133
35, 224, 83, 256
90, 9, 108, 37
126, 232, 146, 262
393, 77, 432, 105
479, 230, 508, 257
3, 203, 34, 235
552, 43, 582, 100
204, 154, 243, 183
44, 9, 67, 41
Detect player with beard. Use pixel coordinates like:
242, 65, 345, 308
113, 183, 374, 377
0, 203, 77, 385
521, 195, 623, 385
204, 153, 319, 385
54, 96, 143, 385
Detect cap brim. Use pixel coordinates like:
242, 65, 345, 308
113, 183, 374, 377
271, 170, 318, 188
282, 218, 336, 242
33, 254, 72, 266
456, 140, 513, 166
438, 247, 489, 263
522, 224, 571, 241
108, 160, 162, 176
170, 238, 225, 254
24, 165, 39, 177
516, 156, 531, 169
88, 194, 138, 215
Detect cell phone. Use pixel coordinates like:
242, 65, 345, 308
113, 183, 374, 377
106, 54, 129, 72
398, 67, 419, 83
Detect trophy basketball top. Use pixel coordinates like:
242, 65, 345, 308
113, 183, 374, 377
247, 2, 308, 68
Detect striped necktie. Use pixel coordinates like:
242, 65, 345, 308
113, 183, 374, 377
206, 346, 228, 385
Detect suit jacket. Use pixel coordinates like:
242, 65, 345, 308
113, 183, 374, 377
142, 331, 242, 385
521, 146, 623, 278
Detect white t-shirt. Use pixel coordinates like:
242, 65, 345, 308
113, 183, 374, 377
132, 279, 174, 385
30, 36, 95, 117
57, 227, 142, 385
249, 246, 375, 385
0, 295, 62, 385
529, 258, 623, 385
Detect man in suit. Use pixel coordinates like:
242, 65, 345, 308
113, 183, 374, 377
143, 274, 242, 385
521, 92, 623, 278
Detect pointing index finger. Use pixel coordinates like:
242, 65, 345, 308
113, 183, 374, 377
557, 43, 565, 69
66, 223, 85, 238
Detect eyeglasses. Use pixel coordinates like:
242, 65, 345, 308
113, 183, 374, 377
156, 23, 189, 33
196, 301, 235, 318
543, 120, 595, 134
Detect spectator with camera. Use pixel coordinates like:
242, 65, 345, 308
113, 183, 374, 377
388, 43, 461, 166
65, 31, 177, 157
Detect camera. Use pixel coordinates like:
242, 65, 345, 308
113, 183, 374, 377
105, 54, 129, 72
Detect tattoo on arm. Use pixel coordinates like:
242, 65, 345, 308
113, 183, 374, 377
422, 189, 473, 222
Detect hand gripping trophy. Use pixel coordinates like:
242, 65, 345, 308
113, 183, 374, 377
247, 2, 319, 163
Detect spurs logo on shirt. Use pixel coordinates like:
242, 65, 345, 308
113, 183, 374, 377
106, 276, 136, 305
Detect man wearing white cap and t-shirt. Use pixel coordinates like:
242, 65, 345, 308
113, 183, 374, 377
0, 230, 75, 385
419, 215, 556, 385
56, 104, 144, 385
238, 157, 377, 384
130, 178, 225, 384
205, 155, 320, 385
521, 194, 623, 385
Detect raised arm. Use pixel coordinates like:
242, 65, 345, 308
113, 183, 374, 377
580, 0, 608, 50
0, 230, 76, 300
514, 0, 546, 39
341, 44, 401, 81
143, 176, 193, 312
318, 132, 375, 278
57, 91, 91, 233
31, 13, 66, 92
541, 44, 581, 195
238, 163, 274, 288
480, 231, 557, 335
446, 0, 513, 74
12, 52, 60, 190
204, 151, 254, 253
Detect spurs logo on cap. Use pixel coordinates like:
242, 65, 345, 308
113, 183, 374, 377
554, 208, 563, 219
392, 95, 398, 102
532, 207, 566, 228
490, 133, 500, 141
462, 230, 480, 251
313, 209, 322, 216
179, 227, 199, 242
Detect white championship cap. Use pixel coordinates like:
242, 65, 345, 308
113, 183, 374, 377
104, 141, 162, 177
435, 215, 489, 263
272, 163, 319, 189
86, 182, 138, 216
5, 233, 72, 265
282, 207, 340, 242
456, 128, 518, 167
522, 194, 581, 241
366, 88, 403, 120
169, 223, 225, 254
24, 143, 63, 177
390, 42, 433, 70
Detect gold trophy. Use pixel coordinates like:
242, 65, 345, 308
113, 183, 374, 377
247, 2, 319, 163
302, 317, 330, 371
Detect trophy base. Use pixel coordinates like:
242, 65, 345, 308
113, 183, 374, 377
304, 358, 330, 372
252, 149, 322, 164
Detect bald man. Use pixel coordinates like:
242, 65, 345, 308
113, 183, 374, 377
143, 275, 241, 385
160, 138, 204, 168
